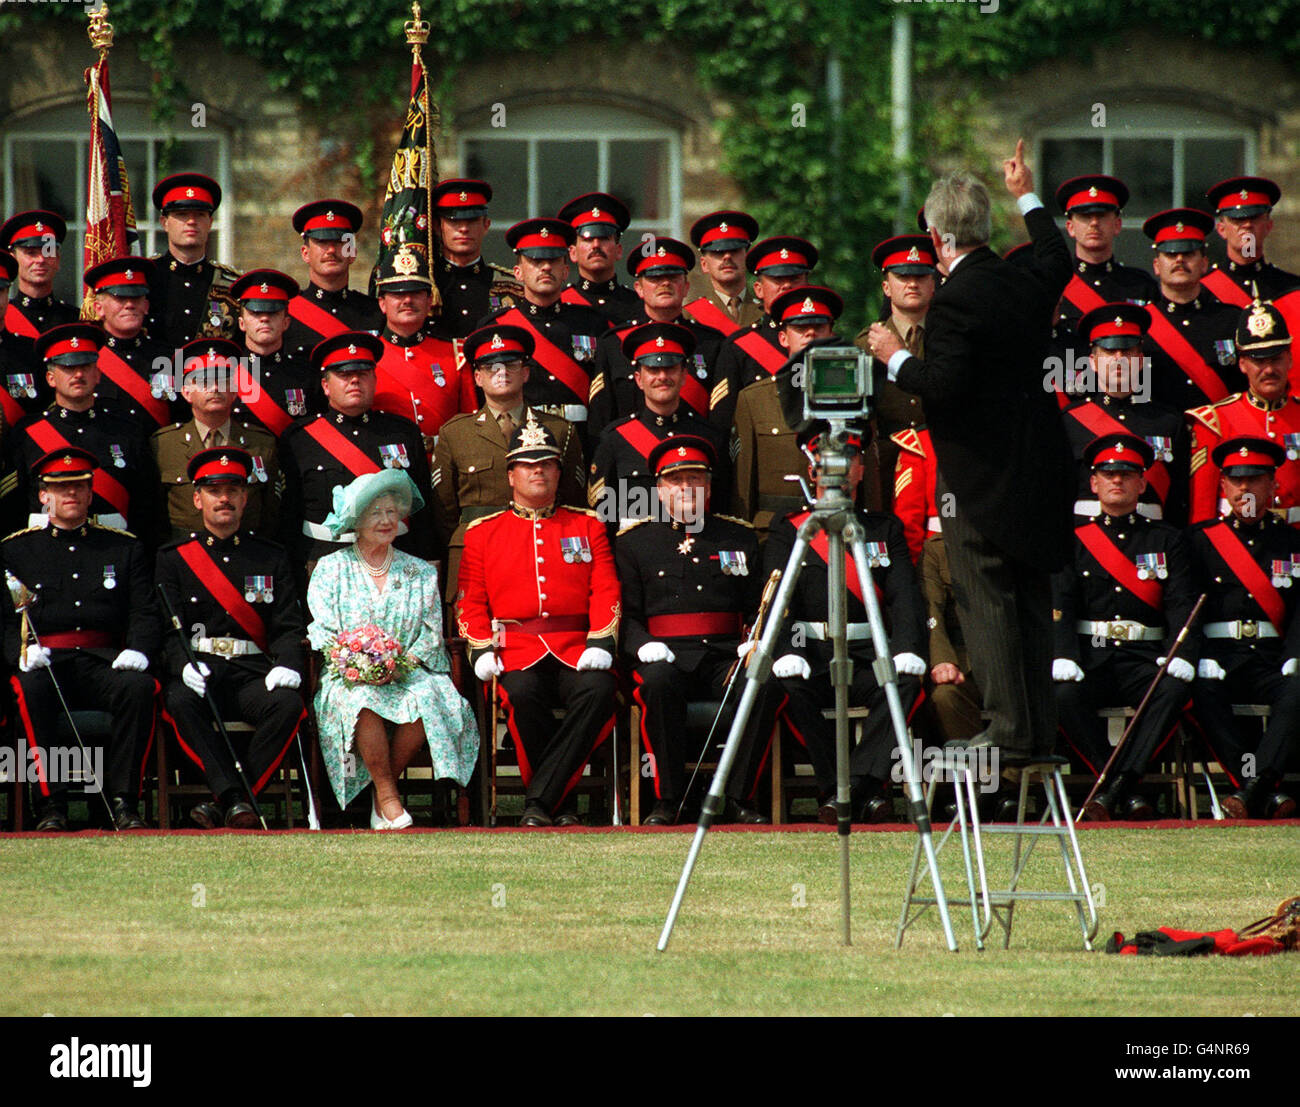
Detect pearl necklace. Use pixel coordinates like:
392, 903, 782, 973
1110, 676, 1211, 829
354, 543, 393, 577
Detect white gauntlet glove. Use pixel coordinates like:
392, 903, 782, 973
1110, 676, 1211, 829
19, 646, 52, 673
893, 652, 926, 677
1052, 658, 1085, 683
474, 652, 504, 682
264, 666, 302, 691
1160, 656, 1195, 683
772, 654, 811, 680
112, 649, 149, 672
637, 642, 676, 665
183, 662, 211, 697
576, 647, 613, 672
1198, 658, 1227, 681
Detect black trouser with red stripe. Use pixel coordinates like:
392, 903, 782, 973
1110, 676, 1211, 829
1056, 650, 1192, 777
498, 656, 615, 814
1191, 657, 1300, 788
163, 660, 305, 800
632, 653, 780, 805
779, 662, 922, 798
12, 653, 156, 810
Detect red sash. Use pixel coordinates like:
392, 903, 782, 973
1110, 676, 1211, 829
793, 512, 883, 605
0, 388, 25, 426
25, 419, 131, 516
302, 419, 382, 478
177, 540, 268, 649
735, 327, 787, 376
1065, 401, 1172, 504
1144, 305, 1229, 403
1076, 522, 1164, 609
287, 295, 351, 341
1203, 521, 1287, 630
234, 362, 293, 437
495, 308, 591, 406
96, 346, 171, 425
1060, 275, 1106, 316
1201, 270, 1251, 308
683, 297, 740, 337
614, 418, 662, 461
560, 287, 596, 309
377, 335, 459, 414
4, 303, 38, 339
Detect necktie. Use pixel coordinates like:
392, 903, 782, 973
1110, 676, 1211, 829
497, 411, 516, 442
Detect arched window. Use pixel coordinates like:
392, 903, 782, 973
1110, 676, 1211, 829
460, 102, 680, 266
1038, 103, 1254, 267
2, 98, 231, 303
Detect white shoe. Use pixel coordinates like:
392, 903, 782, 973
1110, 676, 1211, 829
387, 808, 413, 830
370, 801, 391, 830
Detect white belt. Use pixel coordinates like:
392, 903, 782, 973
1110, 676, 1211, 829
1077, 619, 1164, 642
926, 517, 942, 534
1073, 500, 1162, 520
541, 403, 587, 423
1204, 620, 1280, 640
193, 636, 262, 657
302, 519, 409, 542
795, 621, 874, 642
28, 512, 128, 531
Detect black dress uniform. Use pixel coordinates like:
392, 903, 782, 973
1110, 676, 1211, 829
96, 332, 186, 428
557, 192, 639, 324
615, 439, 772, 819
231, 342, 320, 437
282, 282, 384, 361
156, 489, 306, 822
1056, 257, 1157, 344
434, 255, 520, 338
764, 499, 926, 815
146, 252, 240, 349
0, 211, 79, 338
1201, 176, 1300, 303
1143, 290, 1243, 410
476, 299, 607, 416
4, 449, 161, 828
7, 291, 78, 335
0, 327, 49, 426
1203, 259, 1300, 303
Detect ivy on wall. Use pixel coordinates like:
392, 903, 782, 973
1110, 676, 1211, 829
4, 0, 1296, 330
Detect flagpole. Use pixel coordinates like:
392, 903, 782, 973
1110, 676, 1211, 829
81, 5, 115, 321
405, 2, 442, 314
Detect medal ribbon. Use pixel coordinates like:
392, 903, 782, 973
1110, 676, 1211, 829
176, 540, 269, 649
1076, 522, 1165, 609
1203, 521, 1287, 630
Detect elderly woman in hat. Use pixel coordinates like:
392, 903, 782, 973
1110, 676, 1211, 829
306, 469, 478, 828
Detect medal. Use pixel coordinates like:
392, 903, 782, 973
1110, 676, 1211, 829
571, 335, 596, 363
286, 389, 306, 417
151, 372, 169, 399
1285, 434, 1300, 462
864, 541, 890, 568
432, 362, 446, 387
379, 443, 410, 469
245, 575, 258, 602
1272, 560, 1292, 589
110, 443, 126, 468
103, 565, 117, 590
250, 456, 268, 483
695, 355, 708, 379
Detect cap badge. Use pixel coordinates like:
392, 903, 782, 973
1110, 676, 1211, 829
347, 344, 357, 355
186, 188, 195, 198
35, 221, 45, 232
259, 282, 269, 294
459, 191, 468, 202
719, 222, 729, 232
1239, 446, 1250, 457
219, 455, 230, 466
1114, 442, 1126, 454
393, 249, 418, 276
124, 269, 134, 280
1240, 188, 1250, 200
1113, 316, 1123, 326
520, 414, 547, 447
325, 210, 336, 222
69, 337, 79, 348
1174, 222, 1184, 233
656, 246, 666, 256
1088, 186, 1098, 197
490, 333, 504, 349
591, 207, 601, 218
906, 246, 920, 261
779, 248, 789, 259
801, 297, 815, 313
1247, 308, 1275, 338
539, 228, 550, 239
655, 336, 665, 348
676, 446, 687, 456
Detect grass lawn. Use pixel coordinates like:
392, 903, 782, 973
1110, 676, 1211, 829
1, 825, 1296, 1017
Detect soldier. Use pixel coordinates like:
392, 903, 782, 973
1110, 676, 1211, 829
557, 191, 639, 323
1139, 209, 1243, 411
764, 424, 927, 823
1052, 435, 1198, 821
373, 245, 475, 451
151, 338, 280, 541
430, 179, 519, 338
587, 236, 724, 440
4, 446, 160, 831
229, 268, 319, 437
477, 217, 609, 443
1202, 176, 1300, 305
685, 209, 763, 331
730, 288, 843, 538
1063, 303, 1189, 526
279, 331, 436, 570
856, 235, 937, 507
588, 321, 728, 531
616, 436, 773, 825
146, 173, 239, 348
1189, 437, 1300, 820
1052, 175, 1157, 348
0, 247, 51, 428
155, 447, 307, 829
0, 210, 78, 339
432, 324, 585, 603
457, 416, 620, 827
283, 199, 384, 359
1187, 299, 1300, 525
83, 256, 181, 431
4, 323, 158, 540
711, 236, 818, 430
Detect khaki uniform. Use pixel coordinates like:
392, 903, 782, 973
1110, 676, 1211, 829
151, 419, 282, 542
686, 273, 763, 329
729, 373, 804, 541
431, 405, 585, 601
855, 315, 924, 511
917, 536, 982, 742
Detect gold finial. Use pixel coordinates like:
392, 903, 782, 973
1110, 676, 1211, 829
88, 2, 115, 53
405, 2, 430, 48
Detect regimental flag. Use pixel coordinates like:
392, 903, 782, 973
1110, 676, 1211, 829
371, 2, 440, 310
81, 23, 138, 320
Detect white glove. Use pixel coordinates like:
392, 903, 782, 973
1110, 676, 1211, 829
264, 666, 302, 691
772, 654, 811, 680
474, 652, 504, 682
637, 642, 676, 665
576, 647, 613, 672
111, 648, 149, 672
1283, 658, 1298, 677
736, 639, 757, 660
1161, 656, 1195, 683
19, 646, 52, 673
893, 651, 926, 677
1052, 658, 1085, 682
183, 662, 211, 697
1198, 658, 1227, 681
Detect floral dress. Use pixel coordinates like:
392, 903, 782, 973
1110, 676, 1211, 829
307, 546, 479, 808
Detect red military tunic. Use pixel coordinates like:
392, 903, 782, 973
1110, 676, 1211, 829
1187, 391, 1300, 524
373, 331, 477, 451
457, 502, 621, 670
890, 427, 941, 563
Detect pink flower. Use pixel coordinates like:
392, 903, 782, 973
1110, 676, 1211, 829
345, 668, 360, 681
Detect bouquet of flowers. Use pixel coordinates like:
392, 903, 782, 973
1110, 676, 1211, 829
327, 625, 417, 686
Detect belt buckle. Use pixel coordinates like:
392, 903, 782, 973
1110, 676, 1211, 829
214, 638, 233, 656
1107, 622, 1130, 642
1240, 620, 1257, 639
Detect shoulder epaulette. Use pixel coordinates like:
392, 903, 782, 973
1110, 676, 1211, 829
616, 518, 652, 537
464, 509, 507, 532
213, 261, 241, 281
713, 513, 755, 529
890, 427, 925, 455
89, 522, 138, 538
1186, 404, 1222, 436
2, 525, 43, 542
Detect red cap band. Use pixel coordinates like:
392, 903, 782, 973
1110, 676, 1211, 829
751, 245, 811, 271
320, 342, 378, 369
160, 183, 216, 209
1065, 186, 1120, 210
632, 336, 687, 360
1153, 221, 1206, 246
42, 334, 100, 361
1217, 188, 1271, 212
655, 443, 711, 473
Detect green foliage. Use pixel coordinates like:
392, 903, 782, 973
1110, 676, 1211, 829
7, 0, 1299, 327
